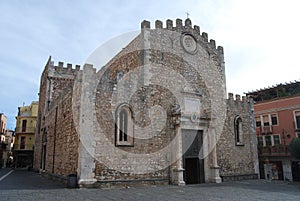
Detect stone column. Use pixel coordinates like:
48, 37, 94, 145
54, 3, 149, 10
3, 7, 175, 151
77, 64, 97, 186
77, 143, 97, 186
171, 126, 185, 186
250, 99, 260, 177
140, 22, 151, 87
176, 128, 185, 185
209, 127, 222, 183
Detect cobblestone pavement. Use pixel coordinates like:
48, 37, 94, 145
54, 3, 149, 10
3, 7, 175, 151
0, 169, 300, 201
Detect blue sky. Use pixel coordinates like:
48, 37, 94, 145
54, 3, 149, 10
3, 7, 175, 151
1, 0, 299, 129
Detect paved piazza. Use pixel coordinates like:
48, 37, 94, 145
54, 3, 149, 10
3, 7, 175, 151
0, 169, 299, 201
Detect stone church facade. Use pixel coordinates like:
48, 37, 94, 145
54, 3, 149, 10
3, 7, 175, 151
33, 18, 259, 187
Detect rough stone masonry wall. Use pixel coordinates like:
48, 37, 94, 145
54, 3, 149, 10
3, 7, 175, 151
48, 62, 79, 106
34, 18, 259, 186
94, 33, 172, 186
93, 18, 226, 186
44, 88, 79, 177
34, 59, 79, 176
146, 19, 227, 184
33, 62, 49, 171
217, 93, 258, 181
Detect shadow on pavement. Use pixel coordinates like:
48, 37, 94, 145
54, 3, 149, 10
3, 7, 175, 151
0, 169, 65, 190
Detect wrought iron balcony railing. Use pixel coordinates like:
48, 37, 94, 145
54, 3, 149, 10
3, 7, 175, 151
256, 125, 273, 135
15, 127, 36, 133
258, 145, 289, 157
12, 143, 34, 151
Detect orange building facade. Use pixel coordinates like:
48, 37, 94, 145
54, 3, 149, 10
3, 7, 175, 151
247, 81, 300, 181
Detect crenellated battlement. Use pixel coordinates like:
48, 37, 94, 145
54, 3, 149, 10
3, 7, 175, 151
44, 57, 81, 80
226, 92, 254, 122
141, 18, 224, 55
52, 61, 81, 71
227, 93, 251, 103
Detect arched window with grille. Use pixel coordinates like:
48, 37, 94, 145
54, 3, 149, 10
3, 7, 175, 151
234, 115, 244, 145
115, 104, 134, 146
119, 109, 128, 142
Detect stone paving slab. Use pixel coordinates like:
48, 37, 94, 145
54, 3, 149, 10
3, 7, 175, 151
0, 169, 300, 201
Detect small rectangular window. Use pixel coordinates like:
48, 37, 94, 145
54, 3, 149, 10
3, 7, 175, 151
20, 136, 26, 149
255, 116, 261, 127
257, 136, 263, 146
271, 114, 278, 125
295, 111, 300, 129
263, 115, 269, 126
22, 119, 27, 132
256, 121, 261, 127
296, 132, 300, 138
265, 135, 272, 146
273, 135, 280, 145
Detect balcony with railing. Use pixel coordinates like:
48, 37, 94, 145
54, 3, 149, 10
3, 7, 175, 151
15, 127, 36, 133
258, 145, 289, 157
256, 125, 273, 135
13, 143, 34, 151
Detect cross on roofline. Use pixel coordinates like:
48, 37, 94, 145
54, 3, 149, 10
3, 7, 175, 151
186, 11, 190, 19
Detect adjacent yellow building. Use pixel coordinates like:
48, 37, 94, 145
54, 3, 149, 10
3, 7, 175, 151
14, 101, 38, 168
0, 113, 8, 167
